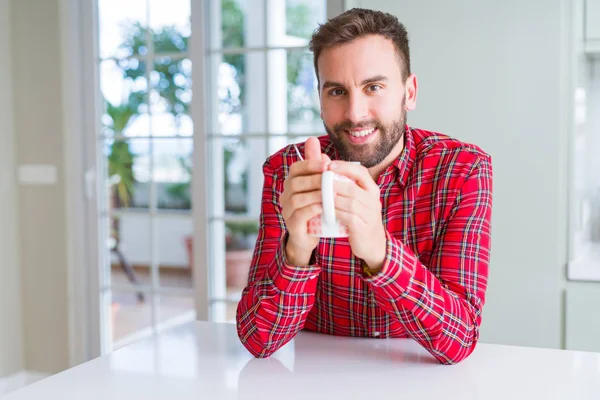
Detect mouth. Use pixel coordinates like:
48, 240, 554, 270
345, 127, 378, 144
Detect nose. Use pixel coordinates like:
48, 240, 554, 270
344, 91, 369, 124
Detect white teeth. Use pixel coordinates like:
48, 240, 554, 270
349, 128, 375, 137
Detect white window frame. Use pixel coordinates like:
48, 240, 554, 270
59, 0, 102, 363
566, 0, 600, 283
198, 0, 348, 322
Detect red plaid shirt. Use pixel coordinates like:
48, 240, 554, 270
236, 126, 493, 365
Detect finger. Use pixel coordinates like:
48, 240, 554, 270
333, 181, 378, 213
333, 180, 364, 199
287, 203, 323, 230
328, 161, 378, 192
334, 209, 364, 232
334, 195, 369, 225
304, 137, 321, 161
289, 159, 326, 177
288, 175, 322, 194
286, 190, 322, 214
321, 153, 331, 164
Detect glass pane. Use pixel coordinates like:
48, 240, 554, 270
151, 57, 193, 136
157, 296, 195, 326
98, 0, 148, 59
285, 49, 323, 134
110, 210, 153, 289
110, 291, 152, 344
100, 59, 149, 138
150, 138, 193, 208
224, 219, 258, 289
149, 0, 191, 54
267, 0, 326, 47
150, 138, 193, 289
157, 214, 193, 290
208, 136, 268, 218
207, 218, 256, 322
107, 138, 153, 289
208, 53, 258, 135
105, 138, 153, 208
206, 0, 256, 50
211, 52, 272, 135
261, 48, 322, 137
570, 84, 600, 276
206, 134, 261, 320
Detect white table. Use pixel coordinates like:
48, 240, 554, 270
5, 321, 600, 399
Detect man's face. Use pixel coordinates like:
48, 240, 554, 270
317, 34, 416, 168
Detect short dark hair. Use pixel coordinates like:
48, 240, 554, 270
309, 8, 411, 84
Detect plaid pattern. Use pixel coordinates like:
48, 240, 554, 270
236, 126, 493, 365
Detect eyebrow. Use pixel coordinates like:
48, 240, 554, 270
321, 75, 389, 90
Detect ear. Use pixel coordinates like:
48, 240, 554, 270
404, 74, 418, 111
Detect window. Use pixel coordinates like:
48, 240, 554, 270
201, 0, 328, 321
94, 0, 337, 351
97, 0, 195, 350
569, 55, 600, 281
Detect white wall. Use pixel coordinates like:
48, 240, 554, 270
0, 0, 24, 378
11, 0, 70, 373
353, 0, 568, 349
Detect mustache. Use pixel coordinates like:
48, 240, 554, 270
333, 120, 381, 132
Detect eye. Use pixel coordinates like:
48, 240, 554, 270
367, 84, 382, 92
328, 88, 346, 97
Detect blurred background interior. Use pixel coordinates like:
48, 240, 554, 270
1, 0, 600, 394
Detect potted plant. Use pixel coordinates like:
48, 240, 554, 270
184, 220, 258, 291
225, 220, 258, 290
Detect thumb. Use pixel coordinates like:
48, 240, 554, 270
304, 137, 321, 161
321, 153, 331, 164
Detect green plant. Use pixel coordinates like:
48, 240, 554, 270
109, 21, 194, 209
226, 220, 258, 236
225, 220, 259, 251
105, 1, 318, 213
118, 22, 191, 122
104, 95, 139, 243
165, 156, 192, 209
105, 92, 143, 208
108, 141, 135, 207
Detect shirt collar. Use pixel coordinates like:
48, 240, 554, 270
395, 125, 416, 187
377, 125, 416, 187
321, 125, 416, 187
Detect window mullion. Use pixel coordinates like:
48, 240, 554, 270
145, 0, 160, 333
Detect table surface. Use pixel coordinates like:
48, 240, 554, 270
5, 321, 600, 399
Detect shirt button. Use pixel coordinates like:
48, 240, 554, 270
372, 332, 381, 337
309, 275, 317, 279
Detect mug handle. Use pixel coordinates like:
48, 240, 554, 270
321, 171, 336, 227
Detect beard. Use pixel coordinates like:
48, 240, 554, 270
324, 109, 407, 168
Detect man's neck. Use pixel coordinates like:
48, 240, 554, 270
367, 139, 405, 181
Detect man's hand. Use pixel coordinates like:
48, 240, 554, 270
328, 161, 387, 271
280, 137, 330, 266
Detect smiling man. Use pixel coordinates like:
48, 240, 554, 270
236, 8, 493, 365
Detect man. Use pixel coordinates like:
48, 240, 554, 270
236, 8, 493, 365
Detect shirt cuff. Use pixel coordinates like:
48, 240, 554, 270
362, 230, 417, 299
266, 235, 321, 293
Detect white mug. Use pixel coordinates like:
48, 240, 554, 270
307, 163, 360, 238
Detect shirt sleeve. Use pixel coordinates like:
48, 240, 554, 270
236, 158, 321, 358
363, 155, 493, 365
